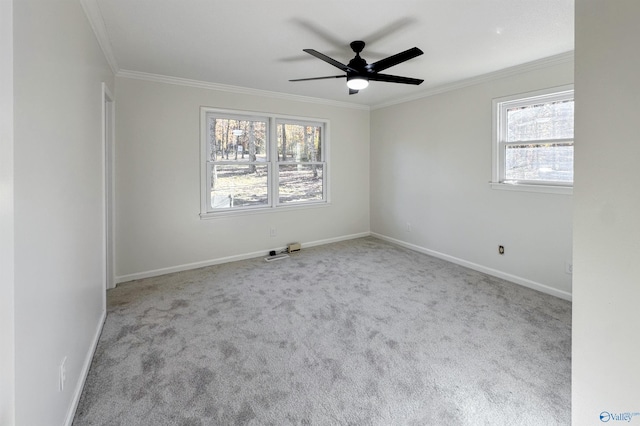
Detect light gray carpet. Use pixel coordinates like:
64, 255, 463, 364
73, 237, 571, 425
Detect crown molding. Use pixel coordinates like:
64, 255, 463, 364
116, 69, 371, 111
371, 51, 575, 110
80, 0, 119, 74
79, 0, 572, 113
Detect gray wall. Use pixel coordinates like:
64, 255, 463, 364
370, 60, 574, 299
114, 77, 370, 281
0, 0, 15, 424
12, 0, 114, 424
573, 1, 640, 423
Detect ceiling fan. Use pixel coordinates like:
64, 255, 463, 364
289, 40, 424, 95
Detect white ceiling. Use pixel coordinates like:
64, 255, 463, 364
91, 0, 574, 107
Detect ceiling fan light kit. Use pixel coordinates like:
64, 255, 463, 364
346, 75, 369, 90
290, 40, 424, 95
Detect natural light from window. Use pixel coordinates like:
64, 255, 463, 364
200, 109, 328, 217
493, 86, 574, 193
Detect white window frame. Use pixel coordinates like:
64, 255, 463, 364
200, 107, 329, 218
274, 118, 327, 208
491, 85, 574, 195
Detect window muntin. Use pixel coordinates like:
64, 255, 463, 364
201, 109, 328, 216
493, 86, 574, 189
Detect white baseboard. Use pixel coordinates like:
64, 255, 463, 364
114, 231, 570, 301
371, 232, 572, 301
115, 232, 371, 285
64, 308, 107, 426
295, 232, 371, 250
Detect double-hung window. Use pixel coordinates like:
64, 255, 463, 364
200, 108, 328, 217
276, 119, 325, 205
492, 85, 574, 193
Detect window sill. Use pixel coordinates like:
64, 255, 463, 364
490, 182, 573, 195
200, 201, 330, 219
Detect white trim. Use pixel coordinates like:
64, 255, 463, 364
199, 200, 330, 220
200, 108, 330, 217
102, 83, 115, 290
63, 309, 107, 426
200, 108, 210, 216
296, 232, 370, 250
371, 232, 572, 301
0, 0, 15, 424
115, 230, 572, 301
495, 85, 574, 110
77, 3, 572, 112
490, 182, 573, 195
274, 118, 327, 208
117, 51, 572, 112
115, 232, 371, 284
80, 0, 119, 74
372, 51, 574, 110
118, 69, 370, 111
491, 84, 574, 193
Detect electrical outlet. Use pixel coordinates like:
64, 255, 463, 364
270, 226, 276, 237
565, 262, 573, 274
59, 357, 67, 392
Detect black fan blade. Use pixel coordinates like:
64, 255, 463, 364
368, 73, 424, 85
289, 75, 345, 82
349, 88, 359, 95
303, 49, 358, 73
366, 47, 423, 73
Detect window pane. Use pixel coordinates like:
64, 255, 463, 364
210, 164, 268, 209
208, 117, 267, 162
506, 99, 574, 142
277, 123, 322, 162
278, 164, 324, 204
505, 142, 573, 183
